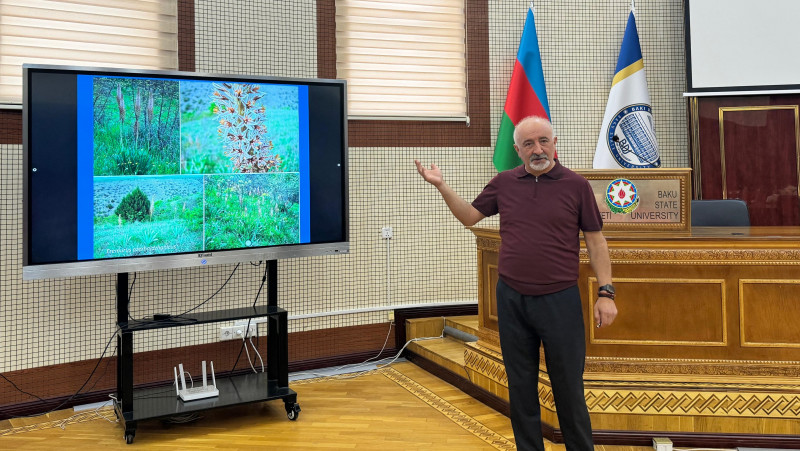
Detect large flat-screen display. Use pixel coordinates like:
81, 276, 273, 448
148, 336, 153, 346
23, 65, 348, 279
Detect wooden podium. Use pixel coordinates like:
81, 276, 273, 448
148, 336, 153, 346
464, 170, 800, 445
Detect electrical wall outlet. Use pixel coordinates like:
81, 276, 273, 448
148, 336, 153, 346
652, 437, 672, 451
220, 326, 235, 341
381, 227, 393, 239
219, 324, 257, 341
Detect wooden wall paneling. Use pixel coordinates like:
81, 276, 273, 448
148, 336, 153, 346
588, 277, 726, 346
467, 227, 800, 442
0, 110, 22, 144
720, 106, 799, 225
694, 95, 800, 226
584, 252, 800, 362
739, 279, 800, 347
690, 97, 702, 197
473, 232, 501, 352
478, 250, 499, 333
177, 0, 195, 71
697, 97, 727, 198
393, 304, 478, 350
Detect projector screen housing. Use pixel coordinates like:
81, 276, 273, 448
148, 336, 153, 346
685, 0, 800, 94
23, 65, 348, 279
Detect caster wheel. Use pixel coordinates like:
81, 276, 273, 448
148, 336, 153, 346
285, 402, 301, 421
125, 432, 135, 444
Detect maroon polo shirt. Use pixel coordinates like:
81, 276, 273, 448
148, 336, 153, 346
471, 162, 603, 296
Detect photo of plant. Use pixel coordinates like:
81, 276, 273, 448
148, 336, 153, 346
93, 78, 181, 176
204, 173, 300, 251
90, 76, 306, 259
180, 81, 300, 174
93, 176, 204, 258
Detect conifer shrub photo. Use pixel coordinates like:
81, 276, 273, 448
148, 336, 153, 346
93, 176, 204, 258
115, 187, 150, 222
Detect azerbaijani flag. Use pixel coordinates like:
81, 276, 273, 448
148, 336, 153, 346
492, 6, 551, 173
593, 11, 660, 169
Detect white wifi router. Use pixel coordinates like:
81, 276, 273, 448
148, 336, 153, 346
174, 361, 219, 401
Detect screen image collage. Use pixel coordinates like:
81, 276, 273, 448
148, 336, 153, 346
90, 76, 303, 259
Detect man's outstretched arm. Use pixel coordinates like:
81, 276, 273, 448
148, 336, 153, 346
415, 160, 485, 227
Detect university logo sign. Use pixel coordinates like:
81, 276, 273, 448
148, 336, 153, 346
606, 104, 660, 169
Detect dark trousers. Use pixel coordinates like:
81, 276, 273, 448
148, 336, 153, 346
496, 279, 593, 451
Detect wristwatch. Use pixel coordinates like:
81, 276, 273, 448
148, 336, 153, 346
597, 284, 615, 300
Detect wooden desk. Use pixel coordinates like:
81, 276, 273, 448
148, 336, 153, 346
466, 226, 800, 444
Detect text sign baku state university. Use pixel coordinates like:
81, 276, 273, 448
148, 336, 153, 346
577, 168, 692, 233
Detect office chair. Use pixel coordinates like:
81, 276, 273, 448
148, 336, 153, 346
690, 199, 751, 227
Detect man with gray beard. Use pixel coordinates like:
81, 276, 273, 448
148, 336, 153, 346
414, 115, 616, 451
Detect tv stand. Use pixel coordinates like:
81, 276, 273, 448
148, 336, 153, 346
113, 260, 300, 444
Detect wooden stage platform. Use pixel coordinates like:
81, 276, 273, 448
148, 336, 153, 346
405, 314, 800, 448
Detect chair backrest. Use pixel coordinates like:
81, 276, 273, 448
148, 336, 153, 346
690, 199, 750, 227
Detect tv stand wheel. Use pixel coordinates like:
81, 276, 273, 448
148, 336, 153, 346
125, 431, 135, 444
285, 402, 301, 421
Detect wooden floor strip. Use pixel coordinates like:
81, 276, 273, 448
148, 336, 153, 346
382, 366, 515, 450
0, 362, 674, 450
0, 362, 513, 450
0, 408, 115, 436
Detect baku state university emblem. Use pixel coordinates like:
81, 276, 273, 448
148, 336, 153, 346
606, 104, 661, 168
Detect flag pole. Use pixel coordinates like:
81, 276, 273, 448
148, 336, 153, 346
592, 5, 660, 169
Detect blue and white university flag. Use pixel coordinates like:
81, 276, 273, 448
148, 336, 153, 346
593, 11, 660, 169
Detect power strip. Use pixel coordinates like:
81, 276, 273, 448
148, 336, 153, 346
653, 437, 673, 451
220, 324, 257, 341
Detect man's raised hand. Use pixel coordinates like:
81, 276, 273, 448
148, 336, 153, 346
414, 160, 443, 187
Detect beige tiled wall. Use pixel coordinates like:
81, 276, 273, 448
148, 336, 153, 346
0, 0, 687, 374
